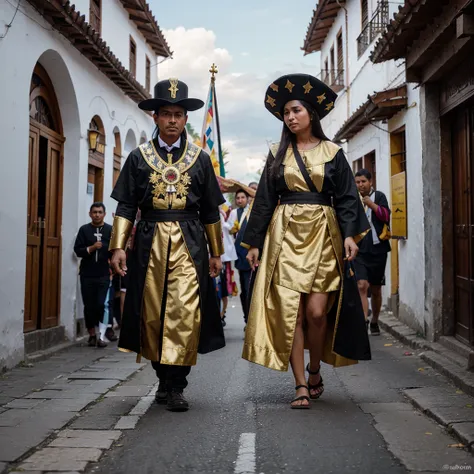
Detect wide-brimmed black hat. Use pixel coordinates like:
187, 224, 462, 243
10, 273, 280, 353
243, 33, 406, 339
138, 78, 204, 112
264, 73, 337, 121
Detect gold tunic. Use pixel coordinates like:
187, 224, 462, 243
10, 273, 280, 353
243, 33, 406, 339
242, 141, 360, 371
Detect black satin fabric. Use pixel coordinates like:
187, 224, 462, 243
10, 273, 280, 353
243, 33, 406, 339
111, 141, 225, 355
243, 148, 369, 250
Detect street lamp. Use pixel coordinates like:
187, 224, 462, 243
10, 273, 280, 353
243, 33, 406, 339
88, 129, 100, 152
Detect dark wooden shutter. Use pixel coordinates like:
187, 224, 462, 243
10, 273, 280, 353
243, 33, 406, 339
130, 37, 137, 77
89, 0, 101, 34
361, 0, 369, 28
146, 56, 151, 92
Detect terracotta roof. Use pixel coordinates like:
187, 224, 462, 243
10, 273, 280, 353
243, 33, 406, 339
302, 0, 345, 54
26, 0, 156, 104
333, 85, 407, 142
370, 0, 451, 64
117, 0, 172, 58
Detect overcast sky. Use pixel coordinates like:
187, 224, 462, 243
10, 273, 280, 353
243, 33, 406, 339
149, 0, 321, 182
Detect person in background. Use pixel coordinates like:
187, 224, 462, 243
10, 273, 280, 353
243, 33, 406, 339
225, 189, 252, 325
74, 203, 117, 347
248, 182, 258, 204
354, 169, 391, 336
219, 202, 238, 326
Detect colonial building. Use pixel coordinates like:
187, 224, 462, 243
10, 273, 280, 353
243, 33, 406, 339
0, 0, 170, 369
303, 1, 425, 335
371, 0, 474, 357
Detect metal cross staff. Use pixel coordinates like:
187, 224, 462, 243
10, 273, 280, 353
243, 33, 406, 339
94, 228, 102, 263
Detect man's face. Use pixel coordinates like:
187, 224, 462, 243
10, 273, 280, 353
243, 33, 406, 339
154, 106, 187, 141
90, 206, 105, 225
355, 176, 372, 196
235, 192, 248, 209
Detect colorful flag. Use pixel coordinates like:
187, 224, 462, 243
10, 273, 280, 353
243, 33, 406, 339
201, 82, 225, 177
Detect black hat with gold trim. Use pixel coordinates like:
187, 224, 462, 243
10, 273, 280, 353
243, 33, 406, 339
264, 73, 337, 121
138, 78, 204, 112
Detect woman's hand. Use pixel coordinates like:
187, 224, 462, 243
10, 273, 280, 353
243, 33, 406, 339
344, 237, 359, 262
246, 247, 260, 271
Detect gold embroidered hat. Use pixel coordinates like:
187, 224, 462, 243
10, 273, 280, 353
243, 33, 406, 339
138, 78, 204, 112
264, 73, 337, 121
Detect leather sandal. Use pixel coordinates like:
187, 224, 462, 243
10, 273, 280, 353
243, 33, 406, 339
290, 385, 310, 409
306, 363, 324, 400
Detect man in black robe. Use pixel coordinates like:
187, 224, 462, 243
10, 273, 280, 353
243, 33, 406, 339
109, 79, 225, 412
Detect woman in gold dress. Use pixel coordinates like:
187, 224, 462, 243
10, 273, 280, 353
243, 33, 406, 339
242, 74, 370, 409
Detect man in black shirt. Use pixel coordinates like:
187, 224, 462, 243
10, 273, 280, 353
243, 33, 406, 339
74, 202, 116, 347
354, 170, 391, 336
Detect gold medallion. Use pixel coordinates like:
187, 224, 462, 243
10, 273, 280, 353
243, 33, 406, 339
161, 166, 181, 186
168, 78, 179, 99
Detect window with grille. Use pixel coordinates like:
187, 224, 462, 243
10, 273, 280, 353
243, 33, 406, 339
324, 58, 329, 84
336, 31, 344, 87
89, 0, 101, 34
361, 0, 369, 28
330, 47, 335, 85
145, 56, 151, 92
130, 37, 137, 77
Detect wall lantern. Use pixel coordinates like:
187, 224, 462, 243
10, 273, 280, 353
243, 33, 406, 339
88, 129, 100, 152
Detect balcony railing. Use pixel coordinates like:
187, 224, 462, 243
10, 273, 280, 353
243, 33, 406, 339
357, 0, 389, 58
322, 69, 344, 92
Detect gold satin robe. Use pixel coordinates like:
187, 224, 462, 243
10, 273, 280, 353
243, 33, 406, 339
242, 141, 368, 371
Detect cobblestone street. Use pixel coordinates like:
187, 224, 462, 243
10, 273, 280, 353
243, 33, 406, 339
1, 304, 474, 473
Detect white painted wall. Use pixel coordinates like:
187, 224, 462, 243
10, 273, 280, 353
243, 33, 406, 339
0, 1, 156, 368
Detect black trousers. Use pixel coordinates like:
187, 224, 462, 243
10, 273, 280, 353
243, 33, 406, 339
151, 361, 191, 392
80, 275, 110, 330
238, 269, 251, 324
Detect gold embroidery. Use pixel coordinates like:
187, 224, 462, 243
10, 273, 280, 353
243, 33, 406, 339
285, 79, 295, 93
266, 95, 276, 108
325, 101, 334, 111
269, 83, 279, 92
168, 78, 179, 99
139, 140, 201, 209
317, 93, 326, 104
303, 81, 313, 94
275, 111, 282, 119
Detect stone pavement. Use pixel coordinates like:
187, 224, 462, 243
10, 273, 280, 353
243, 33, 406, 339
0, 342, 152, 473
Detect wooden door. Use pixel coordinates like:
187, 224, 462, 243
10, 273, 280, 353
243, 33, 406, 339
452, 108, 473, 345
24, 125, 41, 332
41, 134, 63, 328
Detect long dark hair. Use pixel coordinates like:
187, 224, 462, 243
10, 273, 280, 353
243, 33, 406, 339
271, 100, 329, 176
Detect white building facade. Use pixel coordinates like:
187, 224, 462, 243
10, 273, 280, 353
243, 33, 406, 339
303, 0, 426, 335
0, 0, 170, 369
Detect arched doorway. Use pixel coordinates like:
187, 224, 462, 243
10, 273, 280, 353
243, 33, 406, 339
88, 115, 106, 203
25, 64, 65, 332
139, 132, 147, 145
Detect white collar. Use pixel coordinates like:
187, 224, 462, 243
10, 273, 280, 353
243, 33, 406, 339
158, 135, 181, 152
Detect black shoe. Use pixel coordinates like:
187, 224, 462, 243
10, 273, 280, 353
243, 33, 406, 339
87, 335, 97, 347
155, 384, 168, 405
370, 322, 381, 336
105, 328, 118, 342
166, 391, 189, 412
96, 338, 108, 348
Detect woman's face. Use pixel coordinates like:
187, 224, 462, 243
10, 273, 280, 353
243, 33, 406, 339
283, 100, 311, 135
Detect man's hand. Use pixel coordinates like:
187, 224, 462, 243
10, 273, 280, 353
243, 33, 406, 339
209, 256, 222, 278
344, 237, 359, 262
111, 249, 127, 277
246, 247, 260, 271
91, 241, 103, 250
362, 195, 373, 207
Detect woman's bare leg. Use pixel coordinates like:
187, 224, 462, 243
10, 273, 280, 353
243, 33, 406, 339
305, 292, 329, 397
289, 296, 309, 407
